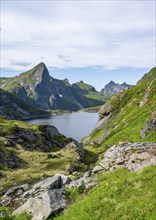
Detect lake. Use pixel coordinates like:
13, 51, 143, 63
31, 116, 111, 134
26, 112, 98, 141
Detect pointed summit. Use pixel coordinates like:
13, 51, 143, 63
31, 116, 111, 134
101, 80, 132, 94
33, 62, 50, 81
107, 80, 116, 86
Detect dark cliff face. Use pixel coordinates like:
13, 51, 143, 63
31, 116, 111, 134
0, 63, 105, 111
0, 89, 47, 120
101, 81, 132, 95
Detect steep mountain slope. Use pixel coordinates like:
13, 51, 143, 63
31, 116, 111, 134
101, 80, 132, 94
83, 67, 156, 147
0, 63, 107, 111
0, 89, 48, 120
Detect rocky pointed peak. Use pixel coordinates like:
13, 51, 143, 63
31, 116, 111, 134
37, 62, 46, 67
101, 81, 131, 94
120, 82, 131, 88
32, 62, 50, 82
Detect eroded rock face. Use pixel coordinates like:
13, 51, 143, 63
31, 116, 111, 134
140, 111, 156, 138
93, 142, 156, 173
9, 174, 71, 220
14, 189, 68, 220
1, 184, 29, 207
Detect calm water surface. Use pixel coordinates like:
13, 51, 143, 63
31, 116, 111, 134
26, 112, 98, 141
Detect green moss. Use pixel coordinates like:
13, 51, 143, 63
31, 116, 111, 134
0, 206, 31, 220
65, 185, 85, 200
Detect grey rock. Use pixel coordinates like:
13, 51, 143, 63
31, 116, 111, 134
1, 184, 29, 206
46, 126, 60, 138
64, 141, 85, 160
66, 178, 85, 189
55, 174, 71, 185
13, 189, 68, 220
140, 112, 156, 138
93, 142, 156, 173
23, 174, 69, 198
101, 81, 131, 95
8, 174, 71, 220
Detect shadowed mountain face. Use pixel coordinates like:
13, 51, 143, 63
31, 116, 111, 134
0, 89, 48, 120
0, 63, 106, 111
101, 80, 132, 95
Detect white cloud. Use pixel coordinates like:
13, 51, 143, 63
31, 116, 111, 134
1, 1, 155, 71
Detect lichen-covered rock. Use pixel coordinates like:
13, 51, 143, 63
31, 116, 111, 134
5, 174, 71, 220
93, 142, 156, 173
140, 111, 156, 138
64, 140, 85, 160
1, 184, 29, 206
13, 189, 68, 220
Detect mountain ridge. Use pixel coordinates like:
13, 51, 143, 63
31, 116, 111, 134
101, 80, 132, 94
0, 63, 107, 112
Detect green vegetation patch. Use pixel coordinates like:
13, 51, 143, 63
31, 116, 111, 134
54, 165, 156, 220
0, 206, 31, 220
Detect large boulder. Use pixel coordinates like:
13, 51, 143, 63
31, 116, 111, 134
2, 174, 71, 220
23, 174, 71, 198
13, 189, 68, 220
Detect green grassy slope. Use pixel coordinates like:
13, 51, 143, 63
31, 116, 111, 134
0, 117, 83, 194
54, 165, 156, 220
72, 81, 111, 107
83, 67, 156, 147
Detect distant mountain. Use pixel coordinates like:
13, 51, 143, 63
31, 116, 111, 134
101, 80, 132, 94
0, 63, 108, 111
0, 89, 47, 120
83, 67, 156, 146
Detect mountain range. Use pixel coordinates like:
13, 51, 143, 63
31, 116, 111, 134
101, 80, 132, 94
0, 63, 109, 119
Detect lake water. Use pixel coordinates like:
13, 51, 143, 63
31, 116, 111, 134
26, 112, 98, 141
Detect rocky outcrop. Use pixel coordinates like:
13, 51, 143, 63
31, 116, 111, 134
140, 111, 156, 138
1, 171, 98, 220
93, 142, 156, 173
3, 125, 67, 152
101, 80, 131, 95
1, 173, 96, 220
11, 174, 70, 220
63, 140, 85, 161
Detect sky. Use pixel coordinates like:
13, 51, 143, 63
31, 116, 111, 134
0, 0, 155, 91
